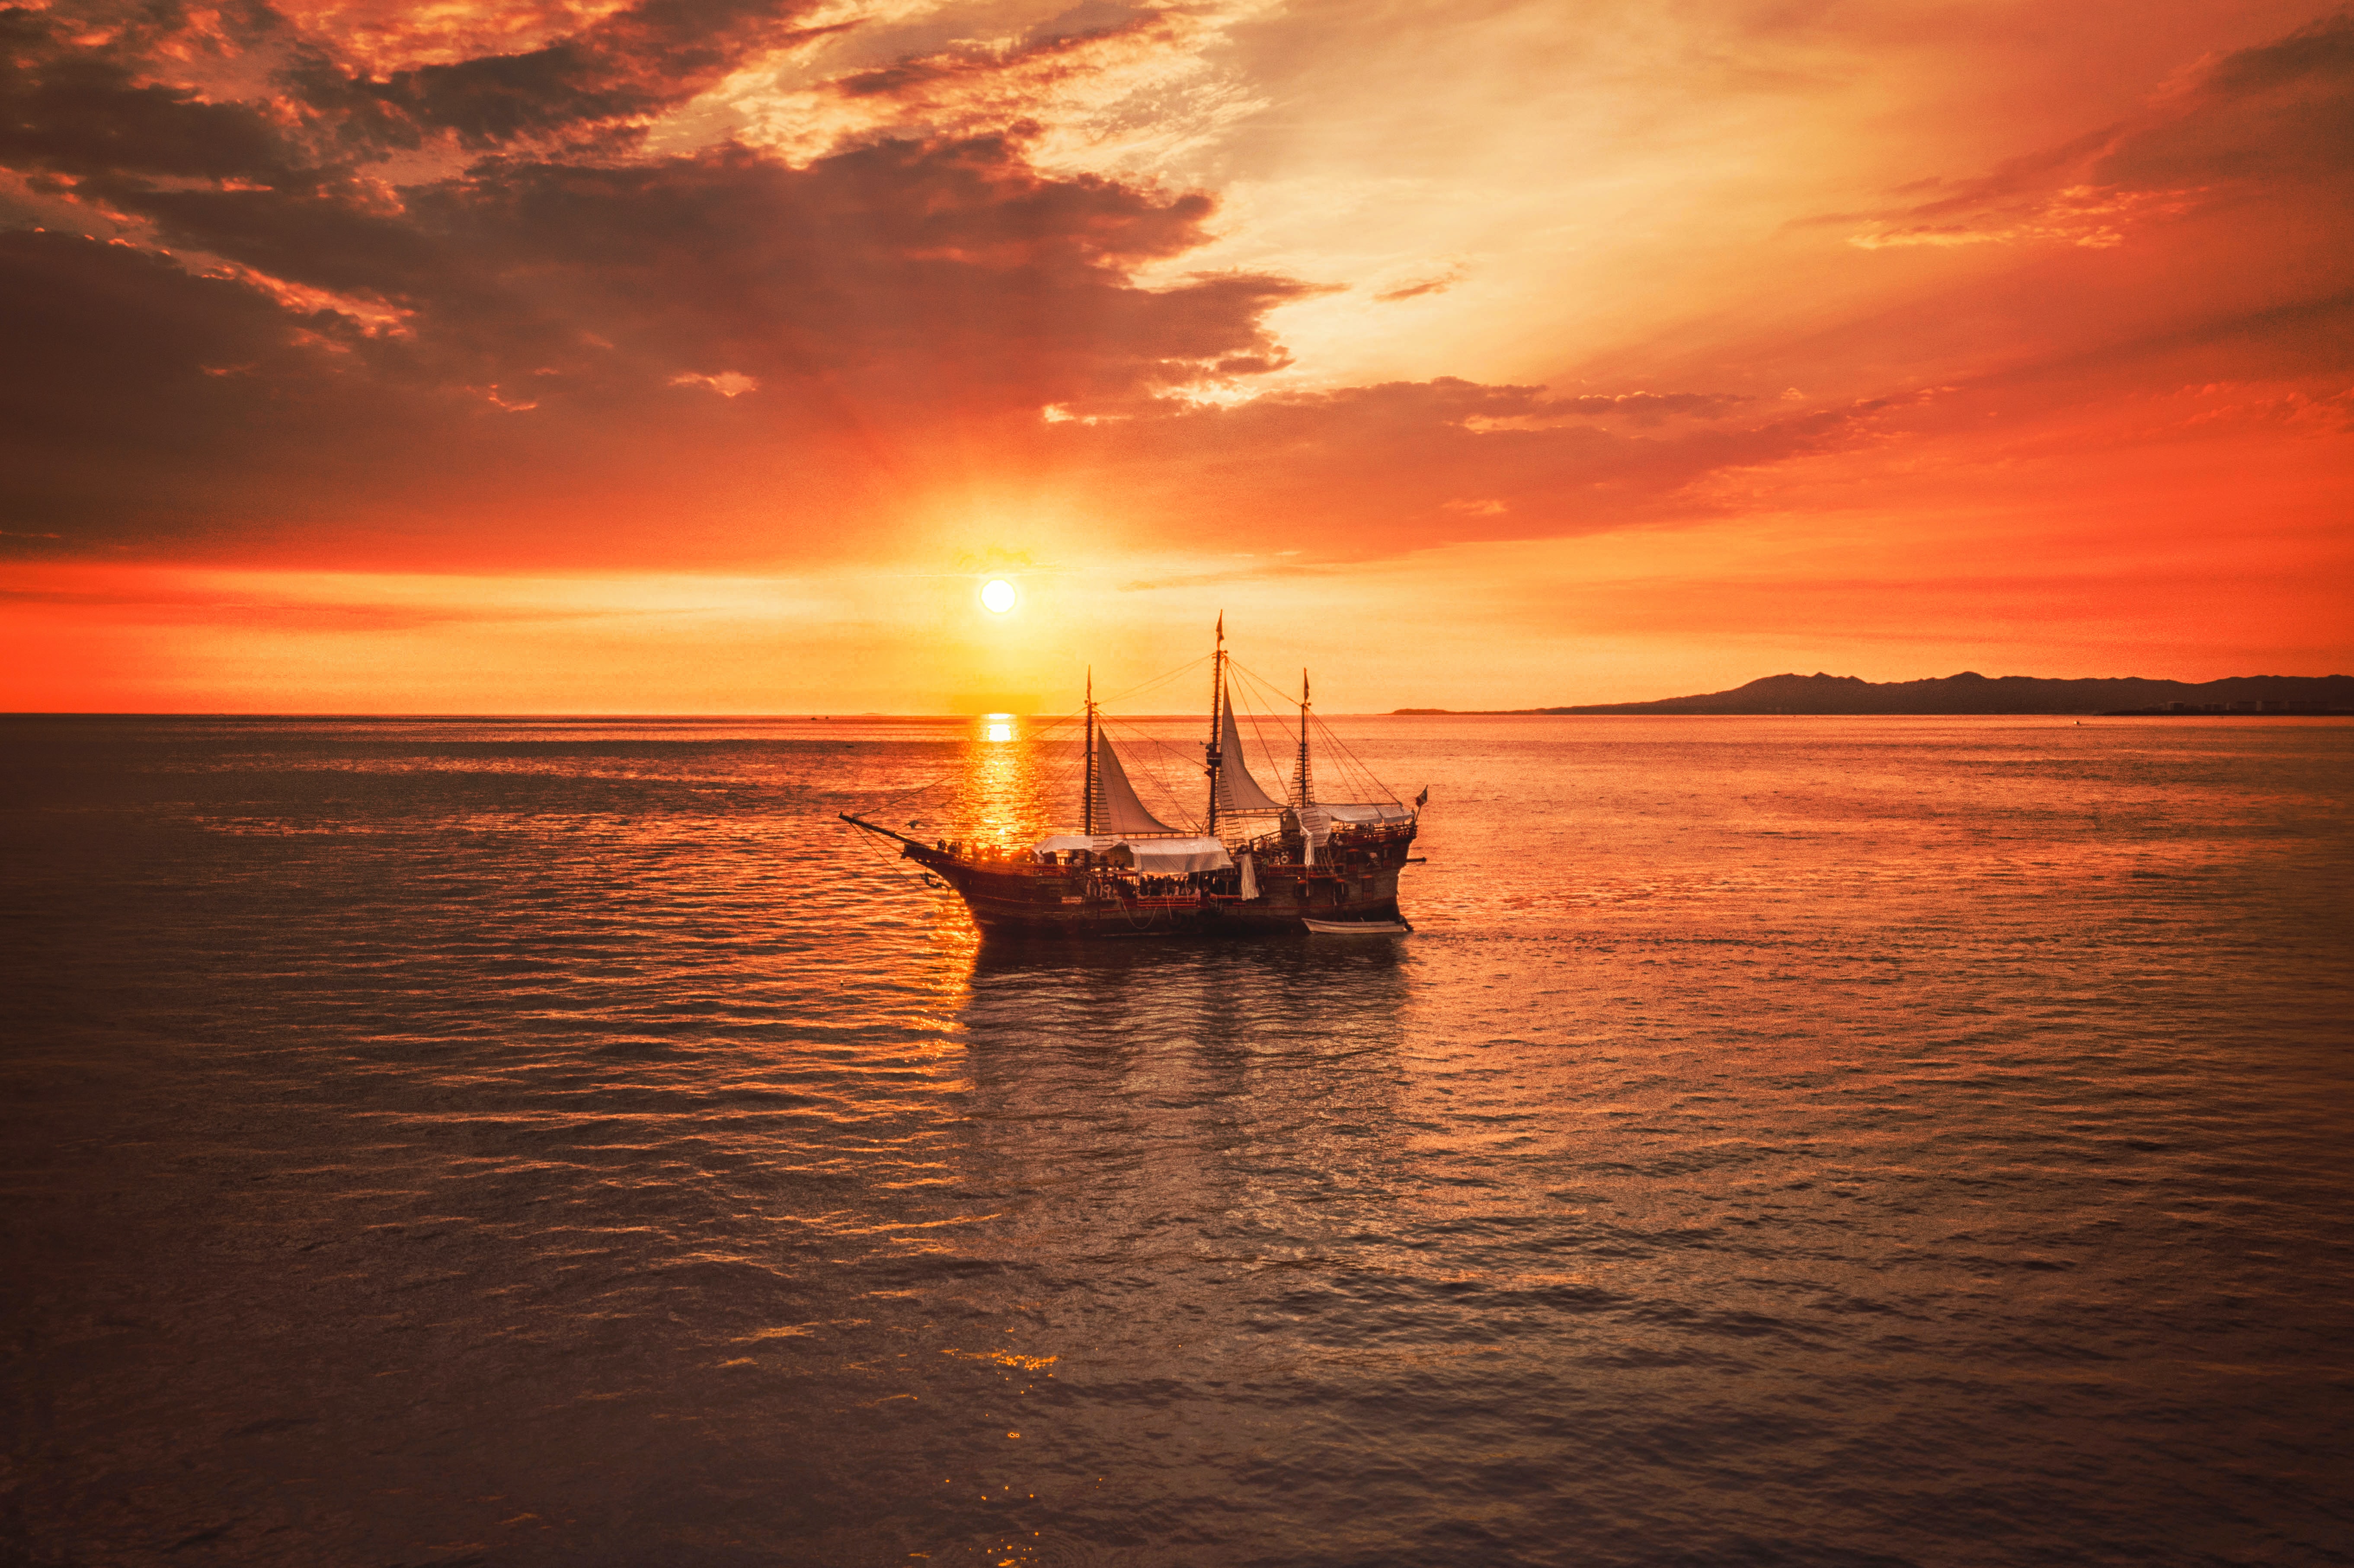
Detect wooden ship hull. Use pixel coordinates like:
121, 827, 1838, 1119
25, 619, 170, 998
861, 824, 1418, 938
844, 620, 1423, 940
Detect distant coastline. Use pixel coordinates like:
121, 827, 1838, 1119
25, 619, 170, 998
1393, 671, 2354, 716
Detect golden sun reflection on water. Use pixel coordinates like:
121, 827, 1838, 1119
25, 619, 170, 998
966, 714, 1032, 850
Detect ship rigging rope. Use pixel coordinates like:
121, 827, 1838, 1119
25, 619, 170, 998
836, 643, 1402, 856
1302, 710, 1400, 805
1090, 654, 1213, 712
1226, 656, 1403, 805
843, 813, 952, 897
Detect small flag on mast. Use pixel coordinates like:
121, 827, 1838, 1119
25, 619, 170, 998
1415, 787, 1429, 808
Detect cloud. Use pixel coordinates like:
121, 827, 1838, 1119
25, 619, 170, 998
273, 0, 647, 77
0, 9, 297, 184
364, 0, 845, 149
0, 117, 1321, 559
669, 370, 760, 396
700, 0, 1274, 174
61, 123, 1298, 399
0, 0, 1911, 573
0, 230, 381, 520
1549, 391, 1751, 425
1845, 184, 2199, 251
1980, 288, 2354, 393
1041, 379, 1896, 558
829, 4, 1173, 104
1372, 268, 1463, 303
1, 0, 852, 192
1839, 14, 2354, 252
2098, 13, 2354, 187
9, 0, 2343, 599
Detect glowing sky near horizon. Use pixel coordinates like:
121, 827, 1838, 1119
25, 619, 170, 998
2, 0, 2349, 712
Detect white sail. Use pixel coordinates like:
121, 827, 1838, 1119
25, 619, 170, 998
1217, 680, 1289, 816
1097, 730, 1182, 837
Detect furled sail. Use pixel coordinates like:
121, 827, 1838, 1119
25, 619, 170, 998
1294, 802, 1331, 863
1216, 680, 1289, 816
1097, 730, 1181, 837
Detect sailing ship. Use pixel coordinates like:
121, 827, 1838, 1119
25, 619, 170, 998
841, 622, 1423, 936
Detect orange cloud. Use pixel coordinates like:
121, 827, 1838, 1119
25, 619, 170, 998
2, 0, 2348, 703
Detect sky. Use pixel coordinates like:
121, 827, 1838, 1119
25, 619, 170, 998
3, 0, 2349, 712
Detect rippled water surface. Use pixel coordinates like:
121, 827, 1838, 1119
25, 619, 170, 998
5, 714, 2351, 1567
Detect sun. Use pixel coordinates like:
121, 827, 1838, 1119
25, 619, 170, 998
980, 578, 1017, 614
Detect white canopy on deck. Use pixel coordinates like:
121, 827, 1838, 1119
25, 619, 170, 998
1032, 834, 1112, 856
1107, 836, 1233, 873
1292, 799, 1413, 864
1317, 801, 1415, 824
1030, 833, 1235, 872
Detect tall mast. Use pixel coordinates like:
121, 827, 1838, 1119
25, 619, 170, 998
1293, 668, 1313, 807
1204, 614, 1224, 837
1083, 666, 1096, 837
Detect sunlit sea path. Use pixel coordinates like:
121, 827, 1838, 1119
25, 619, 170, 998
5, 714, 2350, 1567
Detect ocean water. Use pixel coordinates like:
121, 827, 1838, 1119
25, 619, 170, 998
4, 713, 2350, 1568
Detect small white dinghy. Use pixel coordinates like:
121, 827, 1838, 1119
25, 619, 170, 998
1303, 917, 1413, 935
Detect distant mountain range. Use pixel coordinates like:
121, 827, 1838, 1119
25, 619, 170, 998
1393, 671, 2354, 716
